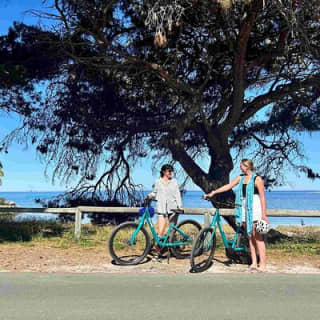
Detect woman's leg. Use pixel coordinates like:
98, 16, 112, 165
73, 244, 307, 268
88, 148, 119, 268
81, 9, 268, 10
252, 195, 267, 271
157, 215, 167, 237
168, 213, 179, 226
249, 223, 259, 268
255, 232, 267, 271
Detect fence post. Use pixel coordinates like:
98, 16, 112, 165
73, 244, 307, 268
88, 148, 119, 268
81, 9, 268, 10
74, 207, 82, 240
204, 211, 211, 227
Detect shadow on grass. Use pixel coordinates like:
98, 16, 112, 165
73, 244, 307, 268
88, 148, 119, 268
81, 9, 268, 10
0, 216, 65, 242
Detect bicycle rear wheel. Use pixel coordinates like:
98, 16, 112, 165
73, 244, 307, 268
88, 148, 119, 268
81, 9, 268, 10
108, 222, 151, 265
169, 219, 201, 259
190, 227, 216, 272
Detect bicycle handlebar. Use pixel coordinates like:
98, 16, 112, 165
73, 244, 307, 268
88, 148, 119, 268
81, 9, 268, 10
142, 198, 152, 207
170, 209, 184, 215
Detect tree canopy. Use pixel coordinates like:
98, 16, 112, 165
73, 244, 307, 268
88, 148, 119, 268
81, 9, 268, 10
0, 0, 320, 205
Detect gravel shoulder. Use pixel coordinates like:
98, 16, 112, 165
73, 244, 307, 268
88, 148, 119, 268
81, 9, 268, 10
1, 243, 320, 274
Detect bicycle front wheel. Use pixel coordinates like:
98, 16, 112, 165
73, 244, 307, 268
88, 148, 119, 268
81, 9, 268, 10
108, 222, 151, 265
169, 219, 202, 259
190, 227, 216, 273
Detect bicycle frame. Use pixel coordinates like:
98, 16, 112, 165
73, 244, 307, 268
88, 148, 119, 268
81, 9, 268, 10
209, 209, 246, 252
131, 206, 191, 247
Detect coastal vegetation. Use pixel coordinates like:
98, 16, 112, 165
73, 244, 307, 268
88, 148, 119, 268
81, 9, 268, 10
0, 216, 319, 257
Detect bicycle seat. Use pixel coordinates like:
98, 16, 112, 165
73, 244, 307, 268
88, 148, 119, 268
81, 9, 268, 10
170, 209, 184, 215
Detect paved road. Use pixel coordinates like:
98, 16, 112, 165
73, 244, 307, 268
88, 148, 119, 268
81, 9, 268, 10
0, 273, 319, 320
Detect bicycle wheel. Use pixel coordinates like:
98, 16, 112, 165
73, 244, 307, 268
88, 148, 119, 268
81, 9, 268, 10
169, 219, 201, 259
108, 222, 151, 265
190, 227, 216, 272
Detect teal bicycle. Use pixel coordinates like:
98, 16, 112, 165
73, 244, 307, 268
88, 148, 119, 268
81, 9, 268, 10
108, 199, 201, 265
190, 203, 251, 272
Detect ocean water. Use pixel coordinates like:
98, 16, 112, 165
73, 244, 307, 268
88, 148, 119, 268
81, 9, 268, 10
182, 190, 320, 226
0, 190, 320, 226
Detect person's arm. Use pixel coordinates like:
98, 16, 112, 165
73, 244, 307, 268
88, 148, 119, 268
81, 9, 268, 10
174, 179, 183, 209
147, 180, 159, 199
255, 176, 269, 223
203, 176, 241, 199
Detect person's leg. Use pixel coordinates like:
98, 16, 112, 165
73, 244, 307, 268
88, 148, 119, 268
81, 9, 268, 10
255, 232, 267, 272
157, 215, 167, 237
152, 215, 168, 258
249, 223, 259, 269
168, 213, 179, 226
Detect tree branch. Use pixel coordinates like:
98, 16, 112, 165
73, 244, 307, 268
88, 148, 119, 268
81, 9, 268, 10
240, 74, 320, 123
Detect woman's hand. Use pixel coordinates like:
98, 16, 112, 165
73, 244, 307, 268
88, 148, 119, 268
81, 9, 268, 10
203, 191, 214, 200
262, 215, 269, 223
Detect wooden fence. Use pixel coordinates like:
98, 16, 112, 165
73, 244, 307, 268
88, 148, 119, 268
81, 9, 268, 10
0, 206, 319, 240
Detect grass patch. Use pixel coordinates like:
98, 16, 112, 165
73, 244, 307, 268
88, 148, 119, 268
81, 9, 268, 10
0, 216, 319, 258
266, 226, 320, 256
201, 225, 320, 257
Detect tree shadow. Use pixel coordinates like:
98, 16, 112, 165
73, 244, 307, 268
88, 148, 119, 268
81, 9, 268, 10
111, 256, 152, 266
189, 261, 214, 273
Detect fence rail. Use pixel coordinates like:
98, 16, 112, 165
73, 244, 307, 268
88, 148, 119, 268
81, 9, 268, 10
1, 206, 319, 239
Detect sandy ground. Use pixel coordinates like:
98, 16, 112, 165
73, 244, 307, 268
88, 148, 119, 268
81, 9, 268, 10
1, 244, 320, 274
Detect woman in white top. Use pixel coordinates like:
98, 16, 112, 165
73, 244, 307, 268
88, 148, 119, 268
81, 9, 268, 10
148, 164, 183, 237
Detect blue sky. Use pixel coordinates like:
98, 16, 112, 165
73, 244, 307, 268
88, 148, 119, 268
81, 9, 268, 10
0, 1, 320, 192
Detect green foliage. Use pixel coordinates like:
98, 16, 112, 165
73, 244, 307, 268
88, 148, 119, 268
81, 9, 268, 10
36, 194, 139, 225
0, 216, 65, 242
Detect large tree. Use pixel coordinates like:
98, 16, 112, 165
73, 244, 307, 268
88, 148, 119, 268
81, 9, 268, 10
1, 0, 320, 207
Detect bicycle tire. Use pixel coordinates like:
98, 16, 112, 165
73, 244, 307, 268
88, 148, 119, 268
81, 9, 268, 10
169, 219, 202, 259
108, 222, 151, 265
190, 227, 216, 273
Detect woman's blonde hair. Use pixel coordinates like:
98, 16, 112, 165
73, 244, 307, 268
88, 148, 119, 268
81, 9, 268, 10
241, 159, 256, 171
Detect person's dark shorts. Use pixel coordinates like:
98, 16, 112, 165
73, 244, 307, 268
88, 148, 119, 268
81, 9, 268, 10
157, 211, 178, 219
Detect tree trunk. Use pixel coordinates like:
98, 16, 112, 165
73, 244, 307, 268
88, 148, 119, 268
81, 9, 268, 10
169, 143, 238, 230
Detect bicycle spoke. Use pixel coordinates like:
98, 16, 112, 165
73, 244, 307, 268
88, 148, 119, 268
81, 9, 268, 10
170, 220, 201, 259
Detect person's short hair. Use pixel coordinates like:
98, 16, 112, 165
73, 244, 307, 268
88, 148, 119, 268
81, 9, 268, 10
160, 164, 174, 177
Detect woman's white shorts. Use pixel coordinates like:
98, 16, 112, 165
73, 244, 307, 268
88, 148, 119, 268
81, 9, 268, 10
242, 194, 262, 222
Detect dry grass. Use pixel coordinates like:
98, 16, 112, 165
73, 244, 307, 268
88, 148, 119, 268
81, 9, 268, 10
1, 217, 319, 258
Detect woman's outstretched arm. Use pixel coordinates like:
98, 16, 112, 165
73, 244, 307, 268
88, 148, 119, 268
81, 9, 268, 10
203, 176, 241, 199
